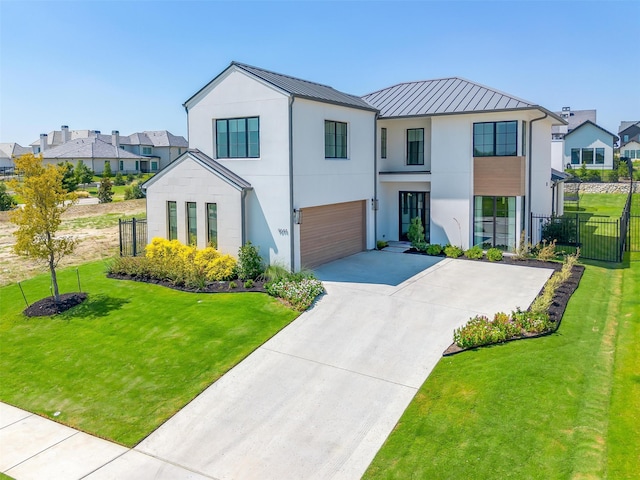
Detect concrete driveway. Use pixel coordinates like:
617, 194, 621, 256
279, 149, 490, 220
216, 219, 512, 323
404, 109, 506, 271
119, 251, 552, 480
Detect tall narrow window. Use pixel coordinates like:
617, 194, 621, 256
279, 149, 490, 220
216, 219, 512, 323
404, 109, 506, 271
119, 160, 123, 171
325, 120, 347, 158
186, 202, 197, 245
167, 201, 177, 240
571, 148, 580, 164
595, 148, 605, 164
206, 203, 217, 248
216, 117, 260, 158
581, 148, 594, 164
381, 127, 387, 158
407, 128, 424, 165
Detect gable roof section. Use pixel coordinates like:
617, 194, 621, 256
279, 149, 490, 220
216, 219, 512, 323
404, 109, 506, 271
184, 61, 376, 112
563, 120, 618, 141
142, 149, 252, 192
362, 77, 564, 122
40, 137, 149, 160
619, 121, 640, 134
0, 143, 31, 159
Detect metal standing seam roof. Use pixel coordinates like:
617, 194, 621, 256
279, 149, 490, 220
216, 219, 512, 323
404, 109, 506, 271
362, 77, 559, 119
188, 149, 252, 190
185, 61, 377, 112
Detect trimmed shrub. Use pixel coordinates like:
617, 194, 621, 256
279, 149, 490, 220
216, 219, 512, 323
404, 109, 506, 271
414, 241, 429, 252
407, 217, 425, 246
124, 183, 145, 200
265, 277, 325, 311
244, 279, 254, 289
464, 245, 483, 260
0, 182, 17, 211
114, 173, 126, 186
376, 240, 389, 250
237, 241, 264, 280
444, 244, 463, 258
486, 248, 503, 262
426, 244, 443, 256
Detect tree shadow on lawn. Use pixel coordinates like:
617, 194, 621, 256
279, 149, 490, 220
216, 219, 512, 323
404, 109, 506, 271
60, 293, 130, 320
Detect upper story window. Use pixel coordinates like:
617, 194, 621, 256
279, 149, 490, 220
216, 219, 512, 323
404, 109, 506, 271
325, 120, 347, 158
473, 121, 517, 157
623, 134, 629, 143
142, 146, 153, 155
381, 128, 387, 159
407, 128, 424, 165
216, 117, 260, 158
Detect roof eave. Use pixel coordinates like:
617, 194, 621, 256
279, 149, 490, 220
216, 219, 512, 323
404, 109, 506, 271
378, 106, 567, 123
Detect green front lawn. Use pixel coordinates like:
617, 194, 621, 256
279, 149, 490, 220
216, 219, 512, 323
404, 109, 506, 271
0, 261, 298, 446
565, 193, 628, 217
365, 256, 639, 479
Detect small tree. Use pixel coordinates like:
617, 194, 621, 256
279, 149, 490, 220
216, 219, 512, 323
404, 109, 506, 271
75, 160, 94, 185
103, 161, 112, 178
98, 176, 114, 203
9, 154, 77, 303
407, 217, 425, 246
58, 161, 78, 192
0, 181, 17, 211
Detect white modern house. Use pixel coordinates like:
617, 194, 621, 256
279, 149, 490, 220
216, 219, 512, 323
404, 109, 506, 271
145, 62, 565, 270
619, 121, 640, 159
563, 120, 617, 171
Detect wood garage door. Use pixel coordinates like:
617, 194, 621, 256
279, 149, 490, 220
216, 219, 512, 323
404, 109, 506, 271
300, 200, 366, 268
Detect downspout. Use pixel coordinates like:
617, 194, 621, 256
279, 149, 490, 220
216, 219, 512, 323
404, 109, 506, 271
289, 96, 295, 271
373, 113, 378, 247
528, 112, 548, 242
241, 188, 248, 245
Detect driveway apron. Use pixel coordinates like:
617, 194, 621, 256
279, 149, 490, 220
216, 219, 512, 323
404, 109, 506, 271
130, 251, 553, 480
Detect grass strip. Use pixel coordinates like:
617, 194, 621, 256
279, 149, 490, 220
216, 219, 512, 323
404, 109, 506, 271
0, 261, 298, 446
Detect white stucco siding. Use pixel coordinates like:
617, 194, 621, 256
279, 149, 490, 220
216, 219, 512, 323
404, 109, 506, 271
563, 123, 615, 170
377, 118, 432, 172
621, 141, 640, 159
186, 69, 294, 268
145, 157, 244, 256
551, 139, 564, 171
530, 117, 554, 218
291, 98, 376, 265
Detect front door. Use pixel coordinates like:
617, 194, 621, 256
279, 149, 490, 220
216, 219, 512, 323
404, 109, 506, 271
399, 191, 429, 241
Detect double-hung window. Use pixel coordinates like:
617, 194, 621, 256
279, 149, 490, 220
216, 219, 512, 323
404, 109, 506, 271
473, 121, 517, 156
216, 117, 260, 158
407, 128, 424, 165
325, 120, 347, 158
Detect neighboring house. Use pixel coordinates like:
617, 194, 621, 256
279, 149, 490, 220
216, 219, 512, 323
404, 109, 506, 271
36, 133, 152, 175
550, 107, 596, 171
145, 62, 565, 270
29, 126, 187, 172
0, 143, 31, 170
563, 120, 617, 170
619, 121, 640, 159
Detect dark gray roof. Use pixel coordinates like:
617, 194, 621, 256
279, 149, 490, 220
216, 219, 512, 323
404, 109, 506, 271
552, 109, 597, 134
619, 121, 640, 133
551, 168, 571, 182
563, 120, 618, 141
188, 149, 252, 190
362, 77, 562, 121
185, 62, 376, 112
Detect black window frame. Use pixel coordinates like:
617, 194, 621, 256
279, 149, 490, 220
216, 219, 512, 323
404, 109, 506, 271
406, 128, 424, 165
473, 121, 518, 157
595, 148, 605, 165
216, 117, 260, 159
167, 201, 177, 241
186, 201, 197, 245
581, 148, 594, 165
381, 127, 387, 159
571, 148, 581, 165
206, 203, 218, 248
325, 120, 348, 159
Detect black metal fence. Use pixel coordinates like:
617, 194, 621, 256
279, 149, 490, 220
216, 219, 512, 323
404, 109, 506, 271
119, 218, 147, 256
531, 187, 639, 262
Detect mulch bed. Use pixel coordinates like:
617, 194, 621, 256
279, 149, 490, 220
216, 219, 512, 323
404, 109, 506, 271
24, 292, 88, 317
106, 273, 267, 294
442, 263, 585, 356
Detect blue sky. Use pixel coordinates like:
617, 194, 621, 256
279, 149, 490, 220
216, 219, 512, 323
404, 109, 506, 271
1, 0, 638, 146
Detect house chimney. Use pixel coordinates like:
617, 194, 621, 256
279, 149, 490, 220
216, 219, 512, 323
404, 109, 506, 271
61, 125, 69, 143
112, 130, 120, 149
40, 133, 48, 152
91, 130, 101, 136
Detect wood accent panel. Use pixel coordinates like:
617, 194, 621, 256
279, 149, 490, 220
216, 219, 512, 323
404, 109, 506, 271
300, 200, 366, 268
474, 156, 525, 196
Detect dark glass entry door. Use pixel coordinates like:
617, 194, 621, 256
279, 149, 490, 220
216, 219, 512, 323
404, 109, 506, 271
399, 191, 429, 241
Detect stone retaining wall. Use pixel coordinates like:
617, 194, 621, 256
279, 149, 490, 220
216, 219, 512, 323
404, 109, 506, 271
570, 182, 639, 194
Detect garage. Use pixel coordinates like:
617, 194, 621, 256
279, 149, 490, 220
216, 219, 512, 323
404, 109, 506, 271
300, 200, 366, 268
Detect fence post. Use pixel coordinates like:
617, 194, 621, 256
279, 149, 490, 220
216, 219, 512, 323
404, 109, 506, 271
118, 218, 123, 257
132, 218, 137, 257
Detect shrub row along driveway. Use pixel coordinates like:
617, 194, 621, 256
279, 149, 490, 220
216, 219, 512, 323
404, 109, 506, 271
125, 251, 553, 480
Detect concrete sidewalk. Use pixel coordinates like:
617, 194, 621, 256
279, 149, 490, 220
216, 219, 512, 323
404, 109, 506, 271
1, 251, 553, 479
